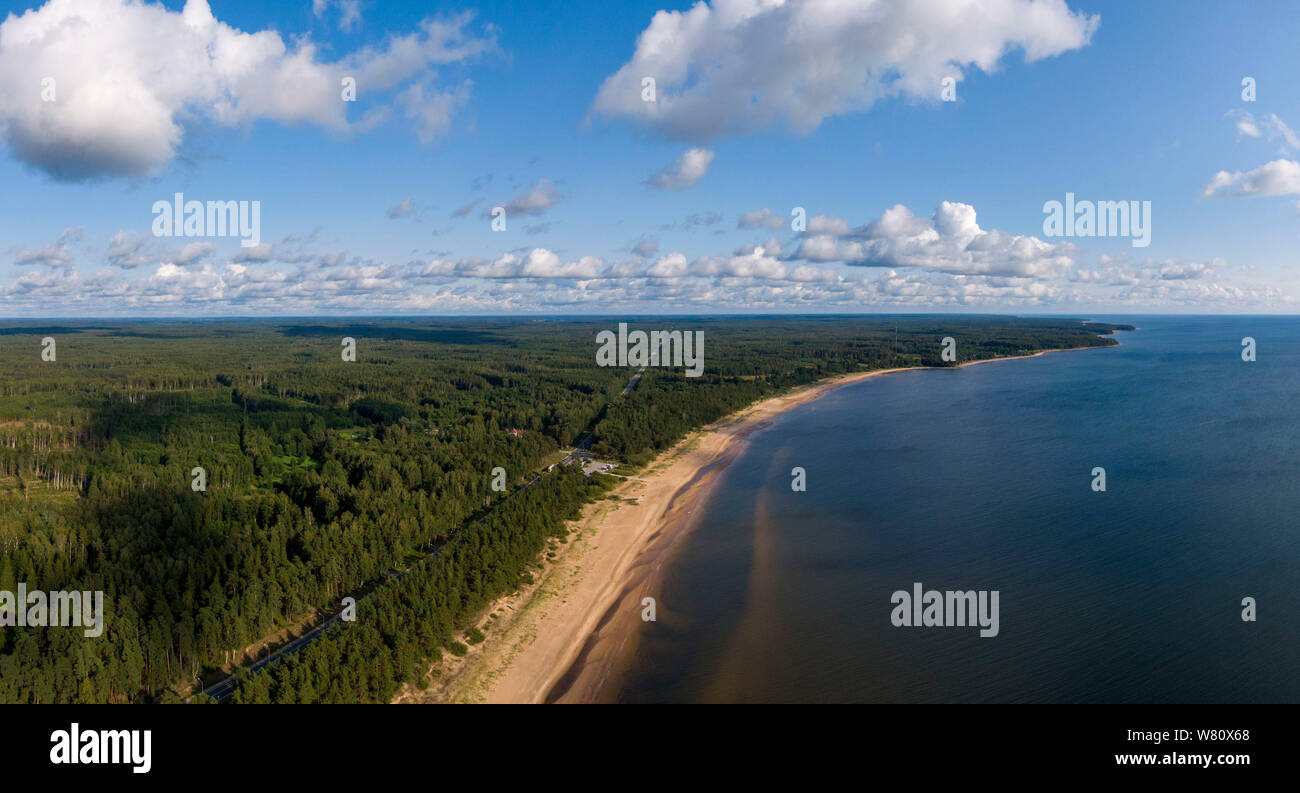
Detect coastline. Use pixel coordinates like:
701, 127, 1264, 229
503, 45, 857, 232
401, 340, 1119, 705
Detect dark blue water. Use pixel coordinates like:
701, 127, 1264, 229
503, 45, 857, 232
614, 317, 1300, 703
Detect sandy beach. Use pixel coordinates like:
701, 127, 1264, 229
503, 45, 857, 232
395, 345, 1107, 705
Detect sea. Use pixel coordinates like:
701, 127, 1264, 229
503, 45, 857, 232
612, 316, 1300, 703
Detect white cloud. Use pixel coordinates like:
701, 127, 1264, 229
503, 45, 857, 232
233, 243, 276, 263
1073, 257, 1220, 285
106, 232, 151, 269
646, 147, 714, 190
487, 178, 565, 217
0, 0, 494, 180
397, 79, 472, 144
794, 201, 1075, 278
230, 232, 323, 264
519, 249, 603, 278
314, 0, 362, 33
734, 237, 783, 257
1262, 114, 1300, 150
631, 236, 660, 257
450, 200, 481, 218
1201, 170, 1238, 198
1148, 258, 1216, 280
737, 208, 785, 231
420, 248, 602, 279
10, 226, 83, 269
14, 242, 74, 269
682, 211, 723, 229
1228, 110, 1299, 150
590, 0, 1098, 141
0, 220, 1286, 315
646, 252, 689, 277
174, 241, 217, 265
386, 198, 416, 219
1, 248, 1284, 314
808, 214, 853, 235
691, 246, 786, 279
1203, 159, 1300, 198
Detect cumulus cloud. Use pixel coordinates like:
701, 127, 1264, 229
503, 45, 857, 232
645, 252, 689, 277
174, 241, 217, 265
230, 231, 323, 264
106, 232, 153, 269
14, 242, 74, 269
418, 243, 837, 285
590, 0, 1098, 142
421, 248, 603, 279
10, 226, 83, 269
808, 214, 853, 235
631, 236, 660, 258
1105, 278, 1284, 308
1148, 258, 1218, 280
0, 217, 1285, 315
691, 245, 787, 279
0, 0, 495, 180
735, 237, 783, 257
1073, 257, 1221, 285
1203, 159, 1300, 198
646, 147, 714, 190
232, 243, 276, 263
0, 242, 1284, 315
485, 178, 565, 217
738, 208, 786, 232
793, 201, 1075, 278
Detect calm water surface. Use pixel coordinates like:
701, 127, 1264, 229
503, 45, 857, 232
614, 317, 1300, 703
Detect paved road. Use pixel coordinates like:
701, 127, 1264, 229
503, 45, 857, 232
561, 431, 593, 465
192, 365, 646, 702
201, 613, 343, 701
621, 366, 646, 396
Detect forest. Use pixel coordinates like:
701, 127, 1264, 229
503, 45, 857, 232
0, 316, 1130, 703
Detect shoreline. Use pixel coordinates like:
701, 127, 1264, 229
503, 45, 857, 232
406, 339, 1122, 704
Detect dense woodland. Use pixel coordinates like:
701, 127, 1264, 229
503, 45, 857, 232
0, 317, 1129, 703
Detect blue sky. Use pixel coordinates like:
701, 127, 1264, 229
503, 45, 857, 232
0, 0, 1297, 315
